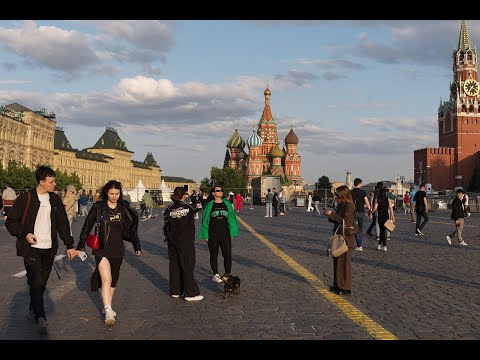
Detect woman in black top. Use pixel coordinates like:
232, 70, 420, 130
371, 188, 395, 251
77, 180, 141, 326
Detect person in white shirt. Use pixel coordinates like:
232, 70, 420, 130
5, 166, 77, 334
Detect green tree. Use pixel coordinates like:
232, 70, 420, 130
315, 175, 331, 190
200, 177, 214, 193
208, 166, 247, 195
2, 160, 37, 190
54, 169, 82, 193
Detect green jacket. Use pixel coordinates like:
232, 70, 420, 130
199, 198, 238, 240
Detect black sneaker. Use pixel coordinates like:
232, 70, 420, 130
416, 229, 424, 236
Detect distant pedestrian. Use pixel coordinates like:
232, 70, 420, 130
63, 185, 78, 235
265, 189, 273, 217
350, 178, 372, 251
446, 188, 468, 246
462, 191, 471, 218
409, 187, 417, 223
307, 193, 314, 212
279, 189, 286, 215
403, 191, 411, 215
272, 188, 280, 216
2, 183, 17, 221
163, 187, 203, 301
371, 188, 395, 252
142, 189, 154, 218
413, 183, 429, 236
235, 192, 243, 212
312, 191, 321, 215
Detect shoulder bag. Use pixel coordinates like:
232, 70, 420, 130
329, 219, 349, 257
86, 204, 101, 249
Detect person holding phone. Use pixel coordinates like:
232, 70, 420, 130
77, 180, 141, 326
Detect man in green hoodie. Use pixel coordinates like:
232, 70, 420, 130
199, 186, 239, 283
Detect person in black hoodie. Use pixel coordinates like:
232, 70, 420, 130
446, 188, 468, 246
77, 180, 141, 326
163, 187, 203, 301
5, 166, 77, 334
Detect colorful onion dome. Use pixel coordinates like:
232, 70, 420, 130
246, 128, 262, 148
227, 128, 244, 149
285, 127, 299, 145
270, 145, 284, 158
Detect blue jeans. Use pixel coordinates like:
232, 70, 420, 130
354, 212, 364, 247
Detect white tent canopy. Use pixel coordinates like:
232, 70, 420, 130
160, 180, 172, 202
128, 180, 147, 202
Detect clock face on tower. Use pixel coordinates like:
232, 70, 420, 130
463, 79, 479, 96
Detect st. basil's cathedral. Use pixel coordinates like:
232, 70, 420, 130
223, 87, 303, 185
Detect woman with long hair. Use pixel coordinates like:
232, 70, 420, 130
163, 187, 203, 301
371, 188, 395, 252
77, 180, 141, 326
323, 185, 355, 295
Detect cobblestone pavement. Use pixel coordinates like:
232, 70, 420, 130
0, 205, 479, 340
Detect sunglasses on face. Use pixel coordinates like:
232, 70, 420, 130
214, 189, 223, 192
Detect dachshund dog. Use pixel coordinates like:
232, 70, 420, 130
221, 275, 241, 299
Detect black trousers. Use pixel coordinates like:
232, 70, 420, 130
23, 247, 56, 321
273, 203, 279, 216
207, 235, 232, 275
168, 241, 200, 297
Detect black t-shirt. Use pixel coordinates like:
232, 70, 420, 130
208, 201, 230, 241
351, 188, 367, 213
94, 203, 125, 258
413, 190, 427, 211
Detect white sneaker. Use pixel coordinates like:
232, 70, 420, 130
104, 309, 115, 326
459, 241, 468, 246
102, 308, 116, 317
446, 236, 452, 245
416, 229, 424, 236
171, 295, 180, 298
280, 213, 284, 215
265, 215, 269, 217
383, 246, 388, 252
184, 295, 204, 301
212, 274, 223, 283
354, 246, 363, 251
377, 245, 382, 250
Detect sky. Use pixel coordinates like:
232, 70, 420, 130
0, 20, 476, 186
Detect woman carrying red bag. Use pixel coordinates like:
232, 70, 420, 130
77, 180, 141, 326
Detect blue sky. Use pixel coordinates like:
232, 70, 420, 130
0, 20, 474, 185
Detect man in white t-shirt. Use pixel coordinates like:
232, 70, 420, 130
5, 166, 77, 335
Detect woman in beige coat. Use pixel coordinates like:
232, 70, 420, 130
323, 185, 355, 295
63, 185, 78, 235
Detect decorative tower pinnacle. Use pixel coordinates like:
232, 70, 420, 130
458, 20, 471, 52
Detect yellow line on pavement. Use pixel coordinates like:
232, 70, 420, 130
237, 216, 398, 340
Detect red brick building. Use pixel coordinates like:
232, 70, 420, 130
414, 20, 480, 191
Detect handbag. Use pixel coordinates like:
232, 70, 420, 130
384, 219, 396, 232
86, 232, 99, 249
345, 221, 360, 236
86, 204, 101, 249
329, 219, 348, 257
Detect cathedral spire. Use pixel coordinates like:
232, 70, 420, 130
458, 20, 471, 52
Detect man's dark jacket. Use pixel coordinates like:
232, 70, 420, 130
451, 197, 466, 221
5, 189, 74, 257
